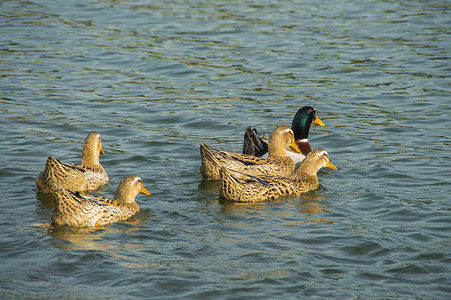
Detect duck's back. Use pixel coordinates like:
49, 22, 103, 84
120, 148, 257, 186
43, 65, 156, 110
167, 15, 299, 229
36, 155, 108, 193
51, 189, 139, 227
36, 155, 88, 193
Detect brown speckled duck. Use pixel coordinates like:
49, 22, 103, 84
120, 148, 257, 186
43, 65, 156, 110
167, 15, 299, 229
51, 175, 150, 227
200, 125, 302, 180
36, 131, 108, 193
219, 149, 337, 203
243, 106, 325, 163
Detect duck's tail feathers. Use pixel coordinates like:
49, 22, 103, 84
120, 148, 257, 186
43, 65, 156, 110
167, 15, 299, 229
44, 155, 85, 180
242, 126, 268, 157
219, 167, 246, 201
200, 142, 221, 165
40, 155, 64, 186
52, 187, 98, 210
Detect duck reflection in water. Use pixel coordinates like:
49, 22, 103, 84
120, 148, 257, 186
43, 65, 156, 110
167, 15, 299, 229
215, 190, 332, 224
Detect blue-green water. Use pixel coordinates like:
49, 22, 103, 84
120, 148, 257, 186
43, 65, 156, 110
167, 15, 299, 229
1, 0, 450, 298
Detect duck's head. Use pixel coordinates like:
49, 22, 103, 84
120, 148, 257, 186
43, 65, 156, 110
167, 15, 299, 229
295, 149, 337, 176
291, 106, 324, 140
81, 131, 105, 166
114, 175, 151, 203
267, 125, 302, 158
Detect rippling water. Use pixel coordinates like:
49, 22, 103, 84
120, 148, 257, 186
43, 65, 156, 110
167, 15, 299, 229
1, 0, 450, 298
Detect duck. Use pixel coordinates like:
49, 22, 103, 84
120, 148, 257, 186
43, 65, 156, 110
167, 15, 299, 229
219, 149, 337, 203
242, 106, 325, 163
51, 175, 151, 227
36, 131, 109, 193
200, 125, 302, 180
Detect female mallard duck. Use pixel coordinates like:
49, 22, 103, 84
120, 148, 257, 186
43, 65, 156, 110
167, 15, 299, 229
219, 149, 337, 203
200, 125, 302, 180
242, 106, 325, 163
36, 131, 109, 193
51, 175, 151, 227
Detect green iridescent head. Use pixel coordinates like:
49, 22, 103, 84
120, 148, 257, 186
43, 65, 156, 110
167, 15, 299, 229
291, 106, 324, 140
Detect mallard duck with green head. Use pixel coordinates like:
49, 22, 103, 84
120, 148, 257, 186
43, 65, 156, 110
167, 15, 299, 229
51, 175, 150, 227
36, 131, 109, 193
243, 106, 325, 163
220, 149, 337, 203
200, 125, 302, 180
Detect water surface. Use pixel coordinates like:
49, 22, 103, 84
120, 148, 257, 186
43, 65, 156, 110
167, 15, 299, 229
1, 0, 450, 298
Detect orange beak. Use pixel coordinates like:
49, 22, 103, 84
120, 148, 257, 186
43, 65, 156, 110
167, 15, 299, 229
326, 160, 337, 170
140, 186, 151, 195
314, 113, 325, 127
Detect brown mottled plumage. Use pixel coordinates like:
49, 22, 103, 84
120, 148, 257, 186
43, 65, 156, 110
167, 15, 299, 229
51, 175, 151, 227
219, 149, 337, 203
200, 126, 302, 180
36, 132, 108, 193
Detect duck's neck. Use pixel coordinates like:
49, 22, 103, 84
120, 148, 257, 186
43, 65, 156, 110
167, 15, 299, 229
268, 146, 287, 158
292, 159, 319, 178
114, 192, 132, 204
114, 184, 140, 204
81, 148, 100, 168
296, 139, 312, 156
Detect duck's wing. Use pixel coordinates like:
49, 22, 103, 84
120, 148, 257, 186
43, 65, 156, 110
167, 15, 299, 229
51, 189, 105, 227
52, 189, 132, 227
219, 167, 294, 203
211, 147, 268, 166
80, 193, 121, 207
201, 142, 268, 180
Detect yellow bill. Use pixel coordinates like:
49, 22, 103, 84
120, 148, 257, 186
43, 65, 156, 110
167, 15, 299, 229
326, 160, 337, 170
314, 113, 325, 127
100, 148, 105, 155
140, 186, 151, 195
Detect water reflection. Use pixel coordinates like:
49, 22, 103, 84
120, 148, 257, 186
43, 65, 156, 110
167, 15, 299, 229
49, 225, 148, 269
198, 176, 332, 223
46, 211, 151, 269
35, 189, 152, 270
197, 179, 221, 195
35, 191, 54, 209
293, 199, 333, 224
3, 0, 449, 296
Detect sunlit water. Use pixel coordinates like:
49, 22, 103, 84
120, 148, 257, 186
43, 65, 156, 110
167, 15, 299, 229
1, 0, 450, 298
